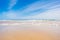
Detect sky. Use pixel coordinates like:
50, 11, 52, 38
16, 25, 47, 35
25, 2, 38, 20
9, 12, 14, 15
0, 0, 60, 20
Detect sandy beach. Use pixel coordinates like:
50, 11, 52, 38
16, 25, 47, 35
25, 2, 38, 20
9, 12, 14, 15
0, 20, 60, 40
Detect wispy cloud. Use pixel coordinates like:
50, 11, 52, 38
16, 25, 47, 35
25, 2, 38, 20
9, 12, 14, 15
20, 0, 59, 13
8, 0, 17, 10
24, 7, 60, 20
1, 0, 60, 20
17, 0, 60, 17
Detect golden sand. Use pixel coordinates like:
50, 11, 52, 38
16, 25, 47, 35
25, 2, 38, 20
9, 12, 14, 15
2, 30, 57, 40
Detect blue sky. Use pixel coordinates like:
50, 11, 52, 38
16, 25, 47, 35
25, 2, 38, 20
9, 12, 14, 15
0, 0, 60, 20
